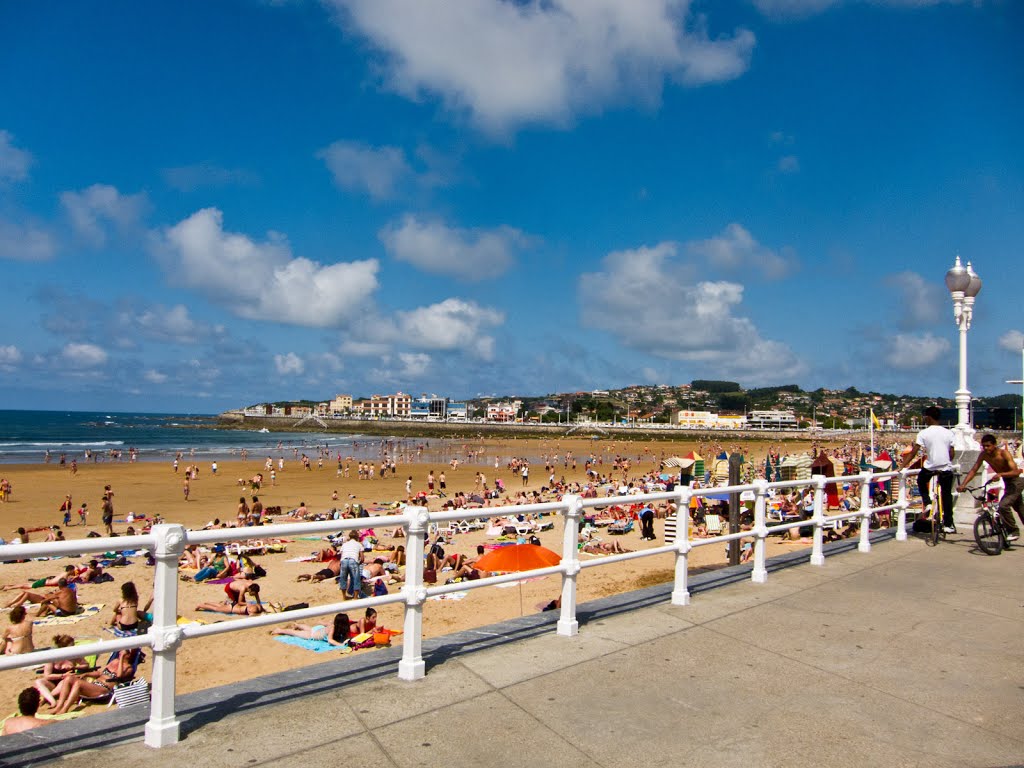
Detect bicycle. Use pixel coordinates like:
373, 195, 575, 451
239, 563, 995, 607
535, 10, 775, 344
970, 480, 1012, 556
924, 471, 957, 547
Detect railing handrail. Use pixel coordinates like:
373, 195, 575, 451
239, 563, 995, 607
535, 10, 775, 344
0, 467, 922, 748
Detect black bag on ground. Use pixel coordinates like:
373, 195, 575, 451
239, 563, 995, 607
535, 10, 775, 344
283, 602, 309, 612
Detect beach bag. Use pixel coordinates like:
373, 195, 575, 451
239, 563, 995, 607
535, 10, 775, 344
373, 630, 392, 646
283, 602, 309, 612
253, 564, 267, 578
422, 568, 437, 584
373, 580, 388, 597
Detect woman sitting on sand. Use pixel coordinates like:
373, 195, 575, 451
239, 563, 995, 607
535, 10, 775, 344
33, 635, 91, 706
111, 581, 141, 633
2, 606, 35, 655
271, 613, 351, 646
48, 648, 139, 714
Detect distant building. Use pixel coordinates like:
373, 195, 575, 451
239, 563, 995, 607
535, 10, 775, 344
487, 400, 522, 422
746, 410, 798, 429
329, 394, 353, 414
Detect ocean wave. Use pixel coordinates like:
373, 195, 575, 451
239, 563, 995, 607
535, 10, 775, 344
0, 440, 126, 448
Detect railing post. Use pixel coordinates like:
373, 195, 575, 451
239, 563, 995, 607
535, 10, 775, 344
144, 524, 186, 748
398, 505, 427, 680
671, 486, 691, 605
895, 470, 909, 541
810, 474, 826, 566
557, 495, 581, 636
751, 479, 768, 584
858, 475, 872, 553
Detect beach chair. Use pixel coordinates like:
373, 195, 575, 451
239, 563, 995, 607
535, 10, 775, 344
80, 648, 146, 707
109, 677, 150, 708
704, 515, 724, 535
608, 518, 634, 535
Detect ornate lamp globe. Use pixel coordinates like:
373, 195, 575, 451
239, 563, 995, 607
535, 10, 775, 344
945, 255, 970, 294
965, 261, 982, 298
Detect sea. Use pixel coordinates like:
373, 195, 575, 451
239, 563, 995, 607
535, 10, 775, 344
0, 410, 383, 465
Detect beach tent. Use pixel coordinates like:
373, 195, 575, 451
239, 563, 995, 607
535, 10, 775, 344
810, 452, 841, 508
710, 452, 731, 484
684, 451, 705, 480
871, 450, 894, 495
661, 457, 696, 470
780, 453, 813, 482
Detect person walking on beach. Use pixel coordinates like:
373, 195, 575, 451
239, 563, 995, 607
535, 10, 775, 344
101, 492, 114, 536
899, 405, 956, 533
958, 433, 1023, 541
183, 477, 190, 502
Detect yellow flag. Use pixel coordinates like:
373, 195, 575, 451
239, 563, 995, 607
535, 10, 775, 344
870, 409, 881, 429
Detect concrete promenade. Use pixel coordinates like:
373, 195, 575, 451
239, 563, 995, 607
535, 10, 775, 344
5, 531, 1023, 768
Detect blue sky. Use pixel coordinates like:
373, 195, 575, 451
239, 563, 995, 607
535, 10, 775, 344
1, 0, 1021, 413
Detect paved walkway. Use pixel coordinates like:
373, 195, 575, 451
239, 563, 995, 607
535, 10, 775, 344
6, 531, 1023, 768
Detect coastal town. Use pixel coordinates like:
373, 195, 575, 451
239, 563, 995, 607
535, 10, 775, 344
229, 380, 1020, 433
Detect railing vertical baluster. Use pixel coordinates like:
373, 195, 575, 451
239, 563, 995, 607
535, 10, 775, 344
557, 496, 581, 636
896, 470, 909, 541
858, 474, 873, 553
671, 486, 691, 605
810, 474, 826, 566
398, 506, 427, 680
751, 480, 768, 583
144, 524, 186, 748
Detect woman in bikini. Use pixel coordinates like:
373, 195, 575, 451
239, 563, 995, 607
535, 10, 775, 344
2, 606, 35, 655
111, 581, 141, 633
33, 635, 91, 707
271, 613, 350, 646
196, 581, 264, 615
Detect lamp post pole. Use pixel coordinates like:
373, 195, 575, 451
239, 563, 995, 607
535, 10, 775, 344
945, 256, 983, 522
945, 255, 982, 450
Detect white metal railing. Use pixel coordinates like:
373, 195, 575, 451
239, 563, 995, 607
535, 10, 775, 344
0, 468, 919, 748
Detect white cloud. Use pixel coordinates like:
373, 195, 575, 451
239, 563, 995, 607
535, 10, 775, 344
392, 298, 504, 359
0, 217, 56, 261
579, 241, 804, 380
885, 271, 944, 329
380, 214, 528, 279
327, 0, 755, 134
0, 345, 22, 367
777, 155, 800, 173
162, 164, 258, 192
157, 208, 379, 327
143, 369, 168, 384
686, 223, 794, 279
754, 0, 969, 19
341, 340, 391, 357
60, 184, 149, 246
397, 352, 431, 378
274, 352, 306, 376
126, 304, 210, 344
999, 330, 1024, 353
0, 130, 32, 183
62, 342, 108, 367
886, 333, 950, 369
317, 141, 413, 201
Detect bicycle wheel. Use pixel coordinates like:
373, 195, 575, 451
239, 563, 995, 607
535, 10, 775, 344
974, 514, 1003, 555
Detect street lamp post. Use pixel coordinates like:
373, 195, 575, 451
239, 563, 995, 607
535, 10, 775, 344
945, 255, 983, 522
944, 255, 982, 450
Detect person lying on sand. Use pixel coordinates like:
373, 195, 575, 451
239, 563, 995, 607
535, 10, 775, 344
271, 613, 351, 646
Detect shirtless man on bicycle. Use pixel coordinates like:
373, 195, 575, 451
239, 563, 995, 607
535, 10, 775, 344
957, 433, 1023, 542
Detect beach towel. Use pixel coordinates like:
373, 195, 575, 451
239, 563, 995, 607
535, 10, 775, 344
33, 604, 104, 626
273, 635, 352, 654
428, 591, 468, 601
284, 556, 317, 563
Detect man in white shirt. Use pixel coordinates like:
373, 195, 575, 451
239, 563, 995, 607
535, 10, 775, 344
899, 406, 956, 533
338, 531, 363, 598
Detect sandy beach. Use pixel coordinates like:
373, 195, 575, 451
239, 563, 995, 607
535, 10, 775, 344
0, 435, 846, 715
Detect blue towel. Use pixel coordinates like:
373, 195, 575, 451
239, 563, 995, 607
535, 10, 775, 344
273, 635, 344, 653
